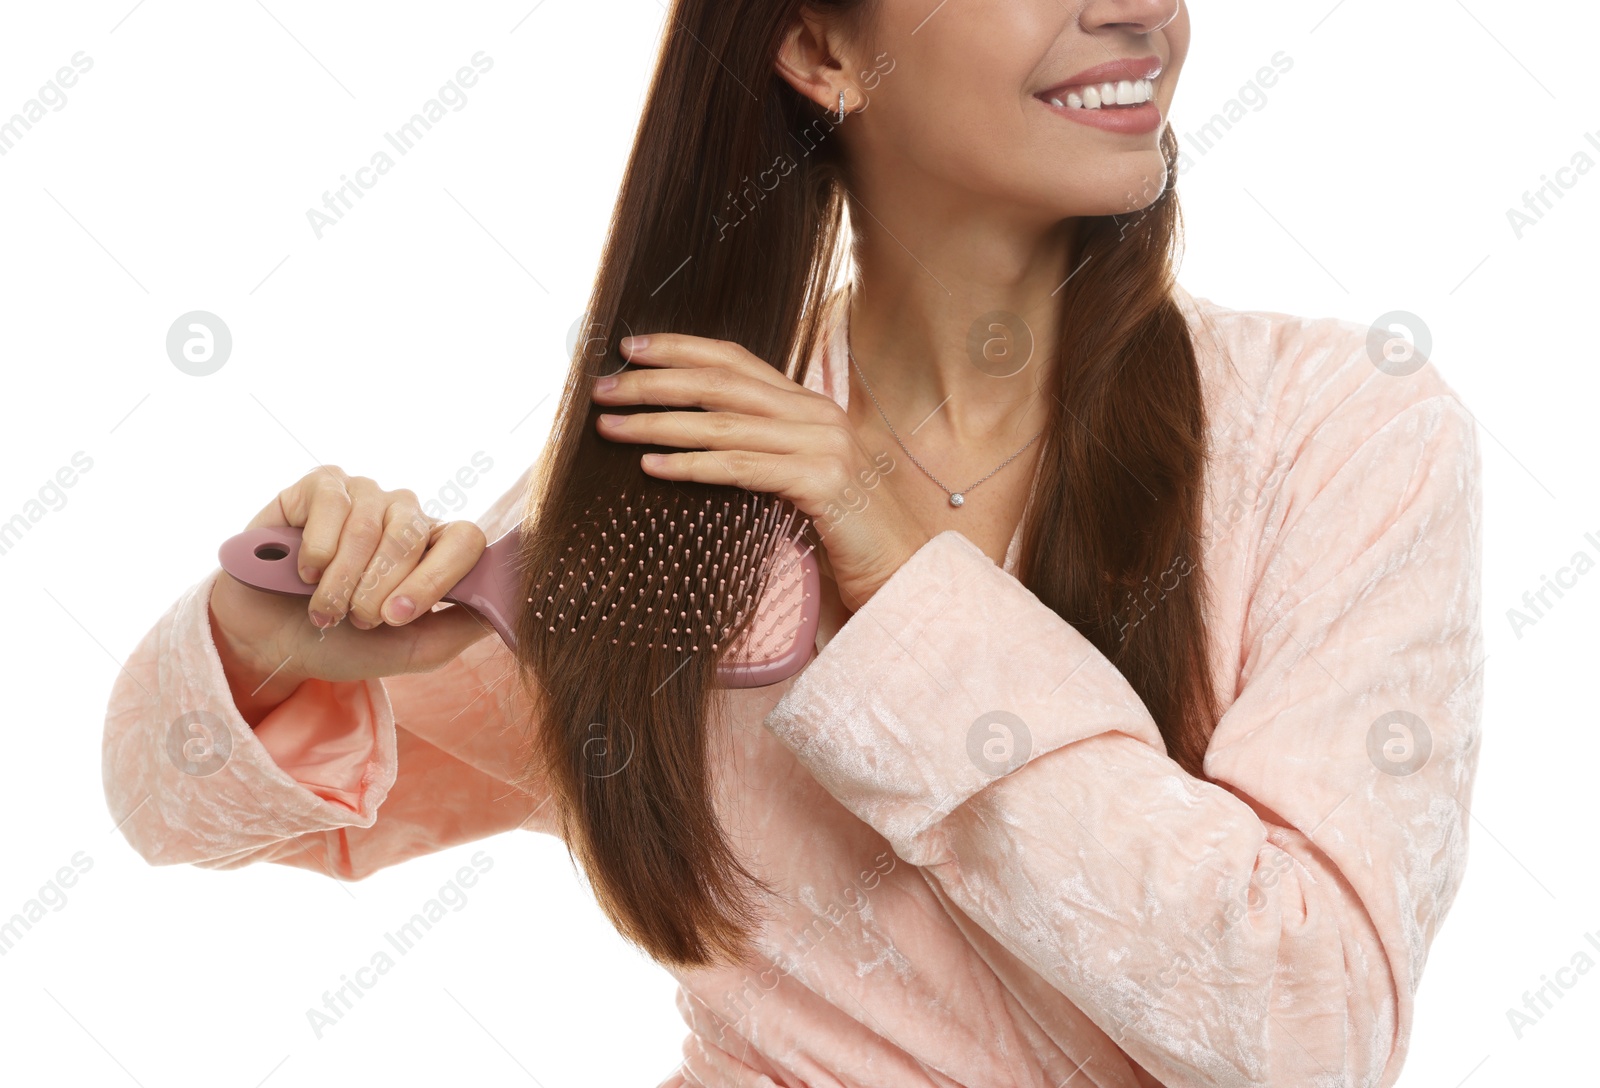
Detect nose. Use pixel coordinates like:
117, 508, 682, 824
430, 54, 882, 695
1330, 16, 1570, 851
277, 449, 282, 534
1076, 0, 1182, 35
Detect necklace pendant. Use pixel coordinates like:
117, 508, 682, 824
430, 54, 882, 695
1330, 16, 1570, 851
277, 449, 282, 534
949, 493, 964, 508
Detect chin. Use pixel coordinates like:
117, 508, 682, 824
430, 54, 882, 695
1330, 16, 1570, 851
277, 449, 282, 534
1027, 165, 1170, 221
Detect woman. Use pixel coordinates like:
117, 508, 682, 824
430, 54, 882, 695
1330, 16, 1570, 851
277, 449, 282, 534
102, 0, 1484, 1084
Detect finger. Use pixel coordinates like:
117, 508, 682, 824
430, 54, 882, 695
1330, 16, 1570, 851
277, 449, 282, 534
292, 473, 355, 585
348, 498, 437, 628
599, 410, 831, 458
312, 491, 391, 627
245, 464, 346, 531
595, 364, 831, 421
639, 448, 830, 511
246, 467, 351, 585
620, 333, 795, 391
377, 519, 487, 626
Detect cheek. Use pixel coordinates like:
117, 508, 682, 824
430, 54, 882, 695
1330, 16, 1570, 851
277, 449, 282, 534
869, 0, 1044, 142
868, 63, 1036, 193
892, 94, 1035, 200
1163, 5, 1192, 82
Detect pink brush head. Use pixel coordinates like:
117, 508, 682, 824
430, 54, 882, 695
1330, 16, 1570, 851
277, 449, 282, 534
530, 490, 818, 686
217, 492, 821, 689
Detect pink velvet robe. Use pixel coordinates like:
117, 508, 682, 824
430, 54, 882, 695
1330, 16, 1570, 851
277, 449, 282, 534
102, 282, 1484, 1087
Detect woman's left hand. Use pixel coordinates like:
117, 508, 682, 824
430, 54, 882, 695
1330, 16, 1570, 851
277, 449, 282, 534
592, 333, 927, 609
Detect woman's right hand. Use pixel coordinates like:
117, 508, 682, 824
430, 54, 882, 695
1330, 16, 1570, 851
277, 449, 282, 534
207, 465, 492, 724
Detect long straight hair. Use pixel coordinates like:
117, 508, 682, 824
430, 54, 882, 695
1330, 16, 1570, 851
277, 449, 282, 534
508, 0, 1221, 970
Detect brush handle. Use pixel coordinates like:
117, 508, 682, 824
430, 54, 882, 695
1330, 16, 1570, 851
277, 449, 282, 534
216, 524, 819, 689
216, 525, 524, 651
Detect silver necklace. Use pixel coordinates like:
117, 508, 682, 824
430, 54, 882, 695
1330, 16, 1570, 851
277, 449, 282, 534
846, 326, 1046, 509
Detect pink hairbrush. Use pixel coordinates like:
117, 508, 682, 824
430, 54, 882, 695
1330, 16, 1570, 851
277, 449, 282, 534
217, 493, 822, 689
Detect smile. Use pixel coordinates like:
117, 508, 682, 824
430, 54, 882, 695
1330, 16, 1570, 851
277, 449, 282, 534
1034, 76, 1162, 135
1041, 77, 1155, 111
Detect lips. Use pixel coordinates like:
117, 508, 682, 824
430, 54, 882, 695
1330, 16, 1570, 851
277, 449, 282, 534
1035, 55, 1163, 101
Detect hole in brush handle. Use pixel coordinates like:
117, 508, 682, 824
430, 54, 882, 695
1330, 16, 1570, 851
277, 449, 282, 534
217, 527, 311, 596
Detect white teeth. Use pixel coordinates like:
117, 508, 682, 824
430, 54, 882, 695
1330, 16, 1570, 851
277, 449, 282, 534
1045, 77, 1155, 111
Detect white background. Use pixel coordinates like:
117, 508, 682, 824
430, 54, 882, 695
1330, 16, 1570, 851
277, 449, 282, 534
0, 1, 1594, 1085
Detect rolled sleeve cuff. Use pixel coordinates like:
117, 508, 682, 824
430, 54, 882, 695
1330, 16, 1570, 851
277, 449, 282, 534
762, 530, 1164, 866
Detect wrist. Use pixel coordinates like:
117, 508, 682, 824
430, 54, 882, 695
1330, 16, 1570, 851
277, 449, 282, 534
854, 529, 926, 609
207, 600, 306, 727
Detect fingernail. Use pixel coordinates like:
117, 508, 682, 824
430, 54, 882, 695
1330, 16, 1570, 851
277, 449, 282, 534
350, 614, 374, 630
310, 610, 331, 629
620, 335, 649, 353
595, 375, 618, 393
386, 596, 415, 623
300, 566, 322, 584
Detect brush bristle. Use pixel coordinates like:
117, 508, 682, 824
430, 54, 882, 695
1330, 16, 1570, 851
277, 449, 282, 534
529, 489, 814, 662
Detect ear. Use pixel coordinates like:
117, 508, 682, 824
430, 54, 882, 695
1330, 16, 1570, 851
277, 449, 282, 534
773, 8, 854, 114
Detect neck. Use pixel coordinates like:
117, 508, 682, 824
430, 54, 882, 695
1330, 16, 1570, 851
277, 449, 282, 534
843, 216, 1074, 448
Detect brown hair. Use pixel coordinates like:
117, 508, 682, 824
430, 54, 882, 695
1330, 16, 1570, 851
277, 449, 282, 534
507, 0, 1220, 971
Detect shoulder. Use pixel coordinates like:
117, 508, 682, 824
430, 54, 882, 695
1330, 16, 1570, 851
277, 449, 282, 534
1174, 284, 1477, 480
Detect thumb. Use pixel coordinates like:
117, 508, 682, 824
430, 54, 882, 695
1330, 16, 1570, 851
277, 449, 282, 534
394, 601, 502, 673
